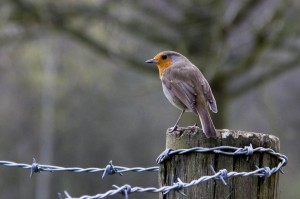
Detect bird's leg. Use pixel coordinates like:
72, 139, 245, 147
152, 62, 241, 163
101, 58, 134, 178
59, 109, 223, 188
192, 117, 202, 131
193, 116, 199, 127
171, 110, 185, 132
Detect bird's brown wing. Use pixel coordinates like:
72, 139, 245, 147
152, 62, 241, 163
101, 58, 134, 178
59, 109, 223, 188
163, 64, 217, 113
201, 78, 218, 113
162, 68, 198, 113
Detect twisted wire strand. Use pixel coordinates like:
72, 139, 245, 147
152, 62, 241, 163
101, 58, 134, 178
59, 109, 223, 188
0, 159, 159, 178
156, 144, 288, 164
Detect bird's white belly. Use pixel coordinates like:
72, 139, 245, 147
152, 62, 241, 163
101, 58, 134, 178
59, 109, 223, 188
162, 83, 188, 111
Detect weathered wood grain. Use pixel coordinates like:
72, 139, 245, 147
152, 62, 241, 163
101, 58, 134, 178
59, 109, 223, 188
159, 127, 280, 199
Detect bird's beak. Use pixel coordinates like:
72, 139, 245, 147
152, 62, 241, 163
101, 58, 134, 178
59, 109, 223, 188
145, 58, 158, 64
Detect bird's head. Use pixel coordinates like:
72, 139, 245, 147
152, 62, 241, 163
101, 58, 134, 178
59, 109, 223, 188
145, 51, 185, 78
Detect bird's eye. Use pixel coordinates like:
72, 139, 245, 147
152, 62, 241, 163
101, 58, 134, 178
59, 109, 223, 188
161, 55, 167, 60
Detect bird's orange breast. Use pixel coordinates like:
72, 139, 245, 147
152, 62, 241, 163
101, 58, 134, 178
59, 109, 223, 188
156, 59, 173, 79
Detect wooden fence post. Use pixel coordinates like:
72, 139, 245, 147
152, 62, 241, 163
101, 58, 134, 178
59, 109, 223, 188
158, 127, 280, 199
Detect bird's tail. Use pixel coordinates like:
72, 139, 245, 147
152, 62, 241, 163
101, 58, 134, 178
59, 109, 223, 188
197, 108, 217, 138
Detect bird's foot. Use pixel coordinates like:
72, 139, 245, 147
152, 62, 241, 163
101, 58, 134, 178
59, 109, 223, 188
170, 125, 179, 132
190, 123, 202, 132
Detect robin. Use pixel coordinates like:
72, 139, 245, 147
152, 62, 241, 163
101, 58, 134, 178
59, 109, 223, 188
145, 51, 217, 137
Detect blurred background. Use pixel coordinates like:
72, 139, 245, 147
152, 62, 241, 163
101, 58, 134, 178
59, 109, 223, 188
0, 0, 299, 198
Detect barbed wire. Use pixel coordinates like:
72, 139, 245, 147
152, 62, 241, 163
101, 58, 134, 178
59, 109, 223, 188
63, 164, 281, 199
0, 159, 159, 178
0, 144, 288, 199
63, 144, 287, 199
156, 144, 288, 166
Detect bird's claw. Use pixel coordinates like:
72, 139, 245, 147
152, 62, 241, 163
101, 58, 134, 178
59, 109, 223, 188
170, 125, 178, 132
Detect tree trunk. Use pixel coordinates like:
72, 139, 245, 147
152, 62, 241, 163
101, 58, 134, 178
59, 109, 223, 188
210, 76, 228, 129
35, 39, 57, 199
159, 127, 280, 199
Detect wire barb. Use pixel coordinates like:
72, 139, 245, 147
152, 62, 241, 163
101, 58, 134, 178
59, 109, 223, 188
156, 148, 172, 164
173, 178, 186, 196
210, 166, 228, 186
255, 166, 272, 183
112, 184, 131, 199
244, 144, 254, 156
238, 144, 254, 161
30, 158, 40, 177
102, 160, 123, 179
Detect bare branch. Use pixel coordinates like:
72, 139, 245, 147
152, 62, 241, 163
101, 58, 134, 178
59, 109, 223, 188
230, 54, 300, 98
229, 0, 262, 27
7, 0, 156, 74
57, 24, 155, 74
222, 1, 288, 79
43, 3, 178, 46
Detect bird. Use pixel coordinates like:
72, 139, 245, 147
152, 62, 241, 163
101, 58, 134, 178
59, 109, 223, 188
145, 51, 218, 137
